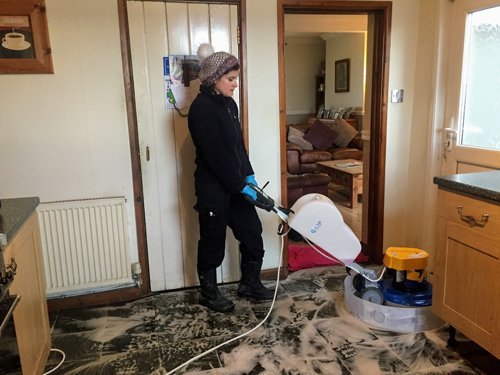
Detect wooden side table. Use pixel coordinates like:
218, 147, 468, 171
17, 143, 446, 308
316, 159, 363, 208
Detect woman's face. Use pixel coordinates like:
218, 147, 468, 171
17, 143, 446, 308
214, 69, 239, 97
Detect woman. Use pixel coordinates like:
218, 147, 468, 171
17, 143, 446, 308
188, 51, 273, 313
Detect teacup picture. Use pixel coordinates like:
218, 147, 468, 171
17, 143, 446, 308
2, 32, 25, 49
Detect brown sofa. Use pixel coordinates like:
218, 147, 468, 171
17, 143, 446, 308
286, 120, 363, 174
287, 143, 331, 206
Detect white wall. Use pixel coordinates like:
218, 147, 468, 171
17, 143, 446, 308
284, 37, 325, 117
0, 0, 138, 261
382, 1, 420, 248
325, 33, 365, 110
412, 0, 452, 270
246, 0, 282, 270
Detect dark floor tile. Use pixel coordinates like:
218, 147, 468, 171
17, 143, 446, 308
53, 359, 113, 375
315, 316, 378, 348
52, 306, 108, 335
335, 338, 411, 374
154, 288, 199, 311
216, 322, 349, 375
107, 296, 156, 319
449, 341, 500, 375
0, 319, 20, 375
159, 335, 222, 374
32, 265, 497, 375
51, 331, 103, 363
155, 296, 262, 342
55, 348, 162, 375
48, 310, 59, 332
101, 320, 158, 354
0, 346, 20, 375
376, 331, 451, 371
280, 277, 329, 296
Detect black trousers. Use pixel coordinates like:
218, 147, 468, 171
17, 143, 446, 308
196, 193, 264, 271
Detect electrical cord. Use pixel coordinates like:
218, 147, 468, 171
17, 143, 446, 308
42, 348, 66, 375
166, 226, 286, 375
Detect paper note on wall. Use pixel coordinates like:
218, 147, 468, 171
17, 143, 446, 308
163, 55, 201, 110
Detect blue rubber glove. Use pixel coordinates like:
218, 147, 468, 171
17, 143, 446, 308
241, 185, 257, 201
245, 174, 258, 188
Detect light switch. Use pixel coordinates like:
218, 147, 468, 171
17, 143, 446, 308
391, 89, 404, 103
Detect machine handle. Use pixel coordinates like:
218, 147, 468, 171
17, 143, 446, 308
457, 206, 489, 227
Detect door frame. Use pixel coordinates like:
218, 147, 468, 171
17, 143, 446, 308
277, 0, 392, 263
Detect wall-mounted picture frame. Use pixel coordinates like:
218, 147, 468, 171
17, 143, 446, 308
0, 0, 53, 74
334, 58, 350, 93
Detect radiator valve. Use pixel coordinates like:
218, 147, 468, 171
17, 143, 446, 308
131, 262, 142, 287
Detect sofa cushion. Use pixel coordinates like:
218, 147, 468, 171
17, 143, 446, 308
330, 147, 363, 161
299, 150, 332, 164
303, 119, 338, 150
287, 172, 331, 189
329, 118, 359, 147
287, 126, 313, 150
347, 135, 364, 150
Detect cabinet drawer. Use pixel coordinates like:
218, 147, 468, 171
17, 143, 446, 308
437, 189, 500, 237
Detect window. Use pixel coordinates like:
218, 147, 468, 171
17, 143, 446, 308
460, 6, 500, 150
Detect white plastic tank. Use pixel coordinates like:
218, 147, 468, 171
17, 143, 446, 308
288, 194, 361, 265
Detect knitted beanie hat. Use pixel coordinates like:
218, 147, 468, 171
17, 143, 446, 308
198, 51, 239, 86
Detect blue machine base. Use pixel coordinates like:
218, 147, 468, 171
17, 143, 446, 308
379, 279, 432, 306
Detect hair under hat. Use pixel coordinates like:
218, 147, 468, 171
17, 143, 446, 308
198, 51, 239, 86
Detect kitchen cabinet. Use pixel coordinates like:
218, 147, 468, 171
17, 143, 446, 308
1, 204, 51, 374
433, 172, 500, 359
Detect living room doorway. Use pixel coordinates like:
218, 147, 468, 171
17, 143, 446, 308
278, 0, 391, 265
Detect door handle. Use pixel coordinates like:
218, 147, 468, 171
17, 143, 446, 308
146, 146, 150, 161
442, 122, 458, 160
443, 127, 457, 151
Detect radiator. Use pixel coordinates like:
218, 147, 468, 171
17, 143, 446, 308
37, 197, 133, 297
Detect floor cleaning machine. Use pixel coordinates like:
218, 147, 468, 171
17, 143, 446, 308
247, 183, 442, 332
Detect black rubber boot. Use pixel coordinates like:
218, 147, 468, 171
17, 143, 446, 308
237, 260, 275, 301
198, 269, 234, 313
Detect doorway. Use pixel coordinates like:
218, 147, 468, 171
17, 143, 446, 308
121, 0, 243, 293
278, 0, 392, 264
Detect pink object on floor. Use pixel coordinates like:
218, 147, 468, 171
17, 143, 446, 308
288, 243, 369, 271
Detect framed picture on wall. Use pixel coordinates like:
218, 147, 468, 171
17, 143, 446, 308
0, 0, 53, 74
334, 58, 350, 93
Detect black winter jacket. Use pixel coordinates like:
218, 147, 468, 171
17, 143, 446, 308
188, 85, 254, 205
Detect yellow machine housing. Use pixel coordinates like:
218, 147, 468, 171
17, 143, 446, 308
383, 247, 429, 282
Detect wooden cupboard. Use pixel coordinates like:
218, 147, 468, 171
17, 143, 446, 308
433, 188, 500, 359
2, 212, 51, 374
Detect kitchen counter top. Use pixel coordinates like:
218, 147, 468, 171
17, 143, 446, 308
0, 197, 40, 248
433, 170, 500, 203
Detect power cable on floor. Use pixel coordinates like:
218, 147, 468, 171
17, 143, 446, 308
42, 348, 66, 375
166, 227, 287, 374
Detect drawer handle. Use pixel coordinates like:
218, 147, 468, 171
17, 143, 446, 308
457, 206, 489, 227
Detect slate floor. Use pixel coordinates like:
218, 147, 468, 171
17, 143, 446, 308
1, 266, 499, 374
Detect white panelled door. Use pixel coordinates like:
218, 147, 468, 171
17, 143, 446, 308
442, 0, 500, 174
127, 1, 240, 291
